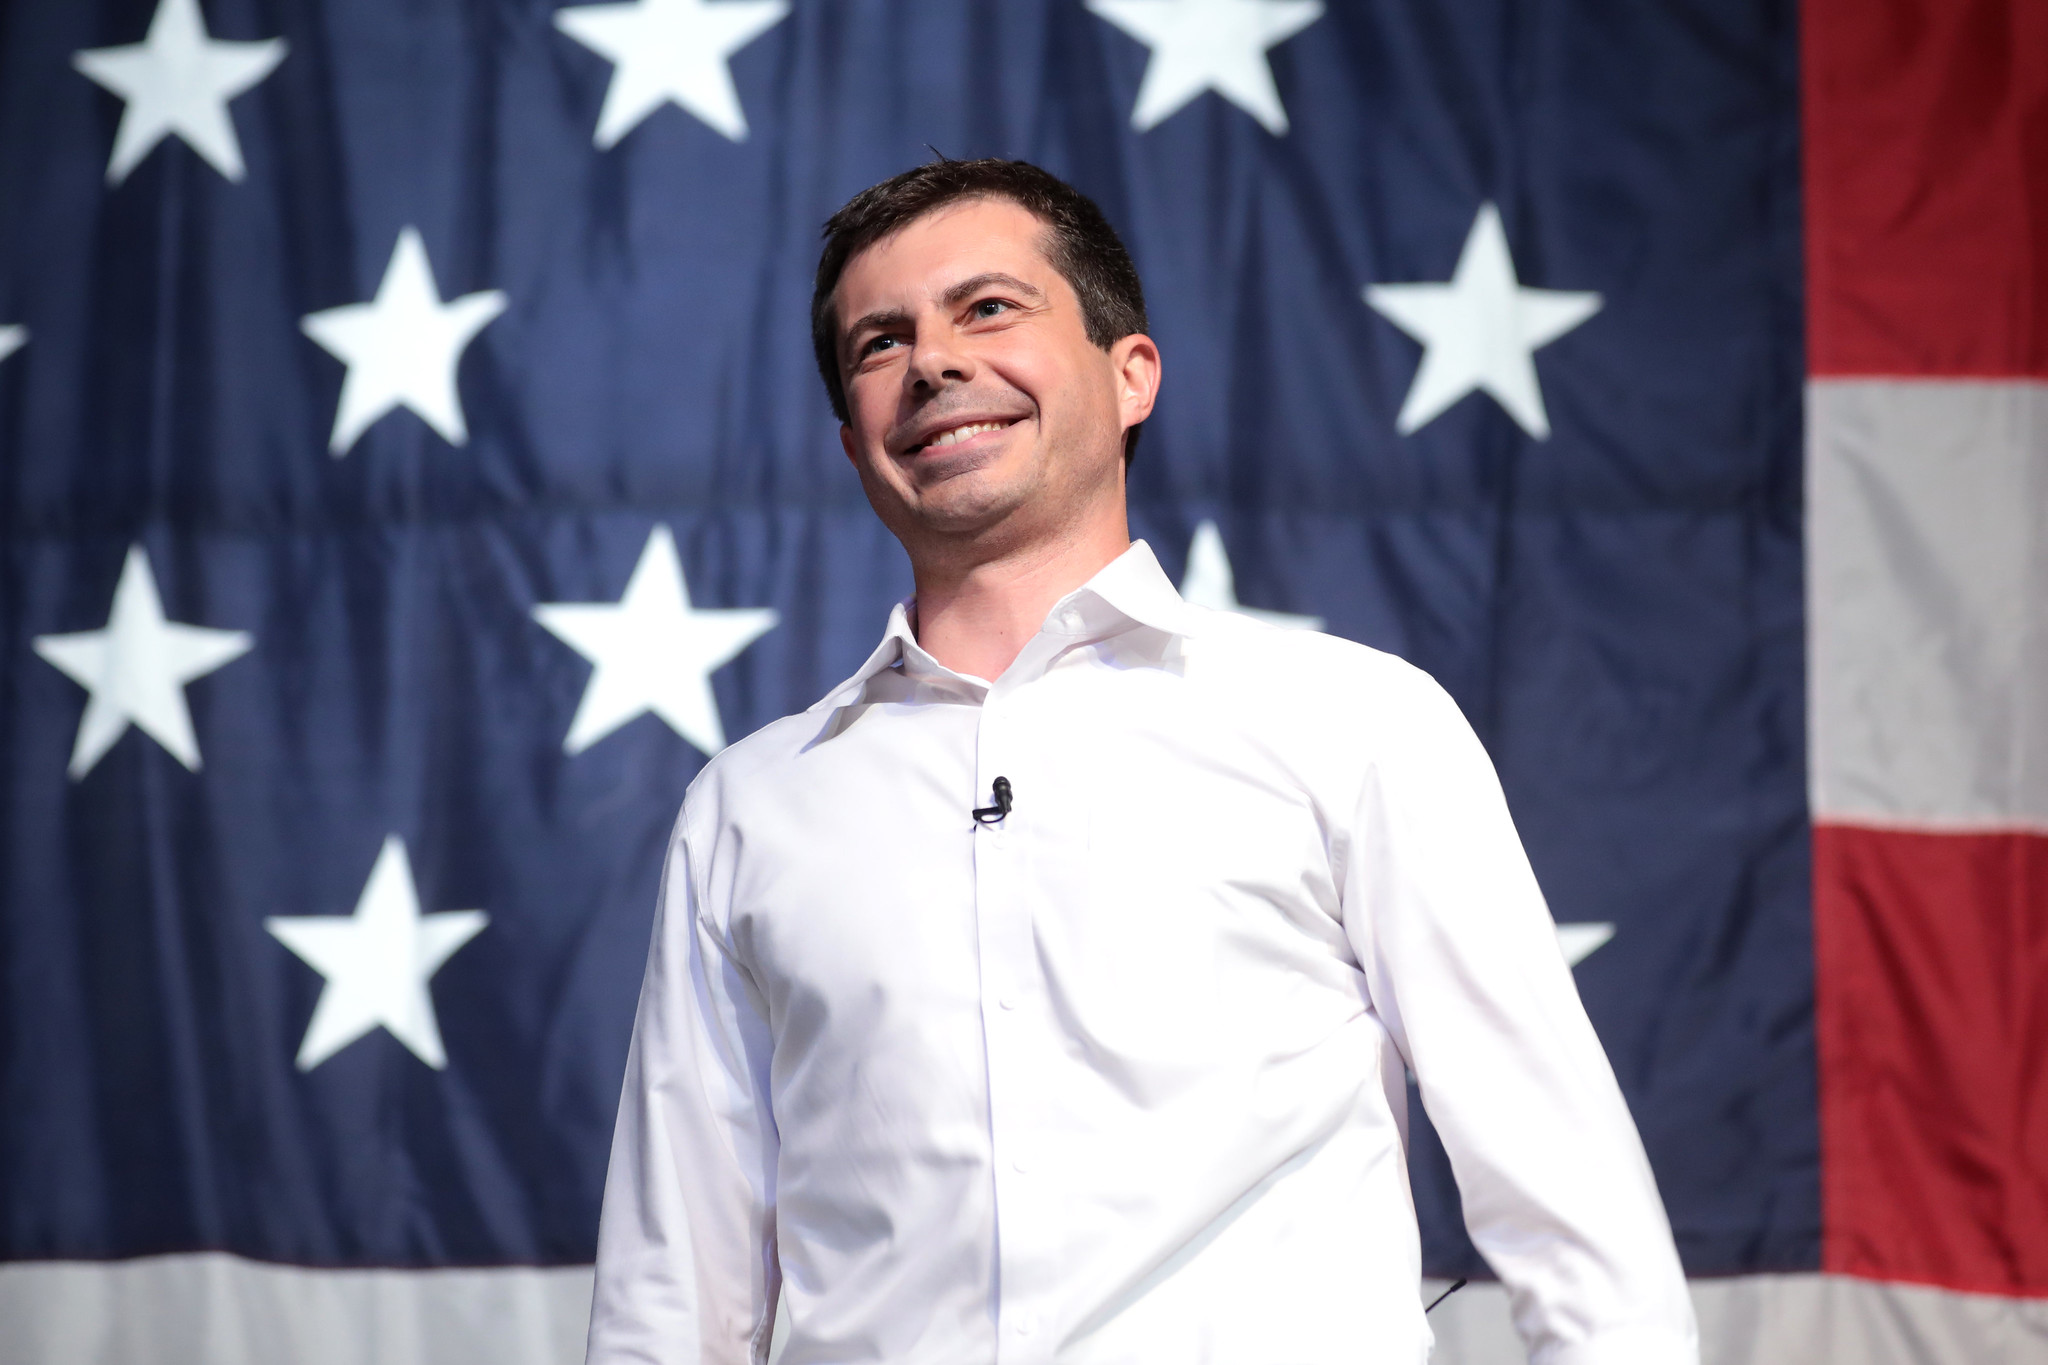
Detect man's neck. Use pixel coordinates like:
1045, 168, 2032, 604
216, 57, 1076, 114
909, 517, 1131, 682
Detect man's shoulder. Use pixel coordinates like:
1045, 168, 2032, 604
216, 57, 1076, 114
1184, 606, 1450, 715
1180, 610, 1488, 800
677, 706, 831, 820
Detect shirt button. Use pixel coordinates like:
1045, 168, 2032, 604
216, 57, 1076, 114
1013, 1315, 1037, 1337
1011, 1156, 1028, 1174
997, 995, 1016, 1011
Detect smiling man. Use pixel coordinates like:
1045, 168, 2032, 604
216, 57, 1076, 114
584, 160, 1697, 1365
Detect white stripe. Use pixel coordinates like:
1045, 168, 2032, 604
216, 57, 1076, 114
0, 1254, 592, 1365
4, 1257, 2043, 1363
1424, 1273, 2048, 1364
1808, 378, 2048, 829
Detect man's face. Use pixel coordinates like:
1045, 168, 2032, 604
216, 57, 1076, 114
833, 197, 1157, 550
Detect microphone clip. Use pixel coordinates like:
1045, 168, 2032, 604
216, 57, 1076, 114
972, 776, 1013, 825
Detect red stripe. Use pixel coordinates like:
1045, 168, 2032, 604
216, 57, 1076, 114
1804, 0, 2048, 378
1815, 824, 2048, 1294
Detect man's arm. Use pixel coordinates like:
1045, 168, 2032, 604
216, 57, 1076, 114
587, 813, 780, 1365
1342, 666, 1698, 1365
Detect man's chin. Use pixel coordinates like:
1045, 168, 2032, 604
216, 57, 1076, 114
901, 437, 1009, 485
890, 447, 1019, 518
913, 494, 1026, 539
902, 471, 1036, 540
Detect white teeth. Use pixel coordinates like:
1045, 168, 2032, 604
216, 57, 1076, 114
927, 421, 1006, 449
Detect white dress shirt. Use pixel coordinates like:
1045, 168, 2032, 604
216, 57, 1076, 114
586, 541, 1697, 1365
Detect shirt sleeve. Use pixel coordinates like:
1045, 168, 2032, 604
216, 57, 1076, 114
586, 808, 781, 1365
1339, 666, 1699, 1365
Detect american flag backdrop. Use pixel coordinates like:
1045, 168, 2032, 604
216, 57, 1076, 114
0, 0, 2040, 1362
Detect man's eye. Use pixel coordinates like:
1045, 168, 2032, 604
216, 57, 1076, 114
972, 299, 1011, 320
862, 335, 900, 356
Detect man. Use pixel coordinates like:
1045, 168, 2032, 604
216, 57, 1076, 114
586, 159, 1697, 1365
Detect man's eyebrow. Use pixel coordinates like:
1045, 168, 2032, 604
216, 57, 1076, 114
840, 274, 1047, 361
841, 306, 912, 359
941, 272, 1045, 308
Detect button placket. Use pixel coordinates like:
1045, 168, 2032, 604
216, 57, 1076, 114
973, 699, 1021, 1344
976, 693, 1059, 1364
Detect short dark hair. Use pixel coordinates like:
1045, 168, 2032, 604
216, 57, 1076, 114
811, 158, 1151, 462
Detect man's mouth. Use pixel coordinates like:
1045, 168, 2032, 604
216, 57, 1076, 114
907, 418, 1017, 454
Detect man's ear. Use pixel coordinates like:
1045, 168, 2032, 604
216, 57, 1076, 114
839, 424, 858, 466
1111, 333, 1162, 430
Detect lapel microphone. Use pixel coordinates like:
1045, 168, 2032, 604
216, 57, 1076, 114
972, 776, 1014, 825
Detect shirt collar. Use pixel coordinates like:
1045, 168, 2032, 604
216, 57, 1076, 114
1055, 539, 1194, 640
810, 540, 1197, 712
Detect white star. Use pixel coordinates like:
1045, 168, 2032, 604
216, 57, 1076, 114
554, 0, 790, 146
534, 526, 779, 756
1557, 922, 1616, 967
1179, 521, 1324, 630
1087, 0, 1324, 134
267, 837, 488, 1071
33, 544, 252, 779
300, 228, 507, 456
1365, 204, 1602, 440
0, 326, 26, 365
72, 0, 286, 185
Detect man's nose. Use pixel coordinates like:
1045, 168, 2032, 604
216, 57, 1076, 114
905, 322, 973, 392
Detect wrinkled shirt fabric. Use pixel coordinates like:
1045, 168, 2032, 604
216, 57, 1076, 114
586, 541, 1697, 1365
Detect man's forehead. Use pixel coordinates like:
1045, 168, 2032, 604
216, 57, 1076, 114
836, 198, 1060, 312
